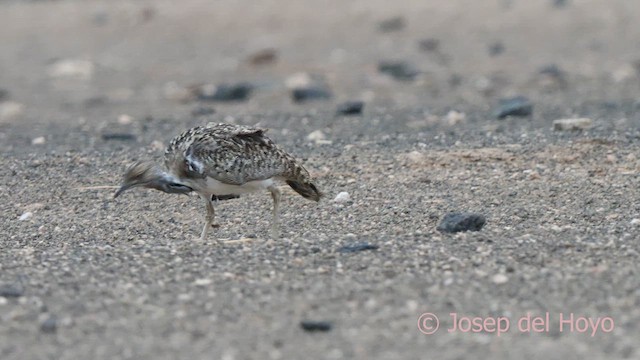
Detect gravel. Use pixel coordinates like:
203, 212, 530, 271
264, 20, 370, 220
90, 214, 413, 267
1, 1, 639, 360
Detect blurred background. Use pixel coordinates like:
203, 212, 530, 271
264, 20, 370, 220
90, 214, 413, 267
2, 0, 640, 151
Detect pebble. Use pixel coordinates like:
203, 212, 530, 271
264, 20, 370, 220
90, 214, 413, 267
47, 58, 94, 80
0, 101, 24, 121
300, 320, 332, 332
194, 278, 212, 286
492, 274, 509, 284
552, 0, 569, 8
553, 118, 593, 131
197, 83, 253, 102
333, 192, 351, 203
291, 87, 331, 103
418, 38, 440, 52
307, 130, 326, 143
102, 133, 136, 141
31, 136, 46, 145
378, 61, 420, 81
378, 16, 405, 32
247, 48, 277, 65
338, 243, 379, 253
445, 110, 466, 126
539, 64, 565, 79
494, 96, 533, 119
437, 213, 486, 233
19, 212, 33, 221
117, 114, 134, 125
162, 82, 193, 103
40, 315, 57, 334
488, 42, 505, 56
0, 88, 9, 101
0, 284, 24, 298
285, 72, 313, 89
612, 63, 636, 83
538, 64, 567, 88
336, 101, 364, 115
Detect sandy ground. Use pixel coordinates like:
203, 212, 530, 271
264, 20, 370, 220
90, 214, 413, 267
1, 0, 640, 359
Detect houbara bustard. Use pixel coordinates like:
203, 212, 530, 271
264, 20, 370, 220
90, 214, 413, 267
114, 123, 322, 240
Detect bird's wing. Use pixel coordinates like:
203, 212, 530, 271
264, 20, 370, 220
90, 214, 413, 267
183, 125, 293, 185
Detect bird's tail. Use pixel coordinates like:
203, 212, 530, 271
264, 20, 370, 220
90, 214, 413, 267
286, 180, 322, 202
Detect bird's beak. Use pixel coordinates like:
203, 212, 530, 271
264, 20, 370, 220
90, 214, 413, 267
114, 184, 132, 198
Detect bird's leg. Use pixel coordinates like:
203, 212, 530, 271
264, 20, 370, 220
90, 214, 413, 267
200, 195, 216, 241
268, 185, 281, 239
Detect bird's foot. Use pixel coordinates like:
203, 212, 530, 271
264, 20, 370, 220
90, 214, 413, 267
270, 225, 280, 240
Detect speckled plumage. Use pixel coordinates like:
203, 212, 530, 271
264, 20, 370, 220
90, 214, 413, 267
164, 123, 312, 187
115, 123, 321, 241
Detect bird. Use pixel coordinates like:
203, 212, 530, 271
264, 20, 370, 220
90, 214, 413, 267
114, 123, 322, 241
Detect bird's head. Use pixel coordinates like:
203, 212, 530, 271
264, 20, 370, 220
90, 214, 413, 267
114, 161, 193, 198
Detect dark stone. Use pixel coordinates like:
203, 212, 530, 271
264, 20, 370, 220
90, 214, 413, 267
92, 11, 109, 26
101, 133, 136, 141
0, 285, 23, 298
248, 48, 278, 65
0, 88, 9, 101
378, 16, 405, 32
191, 106, 215, 117
338, 242, 379, 253
488, 42, 505, 56
539, 64, 564, 78
378, 61, 420, 81
336, 101, 364, 116
418, 38, 440, 52
40, 315, 57, 334
300, 320, 332, 332
83, 96, 108, 107
538, 64, 567, 89
437, 213, 486, 233
448, 74, 463, 87
291, 87, 331, 103
197, 83, 253, 102
552, 0, 569, 8
494, 96, 533, 119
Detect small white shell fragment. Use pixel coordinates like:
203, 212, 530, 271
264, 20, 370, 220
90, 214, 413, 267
19, 212, 33, 221
307, 130, 325, 141
193, 278, 212, 286
491, 274, 509, 284
117, 114, 133, 125
333, 192, 351, 203
31, 136, 46, 145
